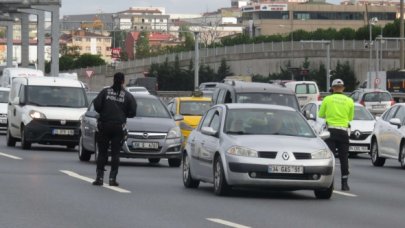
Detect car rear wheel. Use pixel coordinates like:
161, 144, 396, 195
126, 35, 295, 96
168, 158, 181, 167
213, 156, 230, 196
371, 140, 385, 167
182, 153, 199, 188
78, 136, 91, 162
148, 158, 160, 164
6, 129, 16, 147
21, 127, 31, 150
400, 145, 405, 169
314, 182, 334, 199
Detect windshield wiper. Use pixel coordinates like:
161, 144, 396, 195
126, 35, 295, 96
28, 102, 46, 106
226, 131, 248, 135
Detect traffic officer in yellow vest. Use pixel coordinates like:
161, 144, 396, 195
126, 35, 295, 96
319, 79, 354, 191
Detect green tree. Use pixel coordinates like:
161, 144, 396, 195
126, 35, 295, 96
216, 58, 232, 82
136, 31, 150, 58
336, 28, 356, 40
74, 54, 105, 68
59, 55, 75, 71
111, 30, 127, 48
308, 63, 327, 92
330, 61, 358, 92
60, 45, 80, 58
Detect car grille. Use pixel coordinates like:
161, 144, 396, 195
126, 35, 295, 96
258, 151, 277, 159
0, 113, 7, 118
293, 152, 312, 160
250, 172, 320, 180
126, 145, 162, 153
34, 119, 80, 127
350, 131, 372, 140
128, 132, 167, 140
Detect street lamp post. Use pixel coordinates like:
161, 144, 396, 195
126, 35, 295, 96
194, 31, 200, 89
300, 40, 331, 91
368, 17, 378, 88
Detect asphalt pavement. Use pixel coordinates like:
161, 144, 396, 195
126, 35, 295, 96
0, 135, 404, 228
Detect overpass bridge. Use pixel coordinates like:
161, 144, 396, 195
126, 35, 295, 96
73, 40, 403, 91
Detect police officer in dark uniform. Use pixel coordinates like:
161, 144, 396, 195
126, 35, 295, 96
92, 72, 136, 186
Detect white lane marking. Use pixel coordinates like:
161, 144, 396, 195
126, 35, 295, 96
207, 218, 251, 228
60, 170, 131, 193
333, 190, 357, 197
0, 152, 22, 160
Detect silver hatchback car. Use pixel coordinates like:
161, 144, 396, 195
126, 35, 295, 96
183, 104, 335, 199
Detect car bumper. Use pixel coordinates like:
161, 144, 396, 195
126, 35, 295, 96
349, 135, 371, 153
224, 155, 334, 189
121, 138, 182, 159
0, 116, 7, 131
25, 119, 80, 145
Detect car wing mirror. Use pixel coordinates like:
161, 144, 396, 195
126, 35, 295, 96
319, 130, 330, 140
201, 126, 217, 136
85, 111, 99, 119
174, 114, 184, 121
389, 118, 402, 128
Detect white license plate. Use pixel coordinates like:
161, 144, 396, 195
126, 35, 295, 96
133, 142, 159, 149
268, 165, 304, 174
52, 129, 74, 135
349, 146, 369, 152
0, 119, 6, 124
372, 105, 385, 109
298, 97, 307, 100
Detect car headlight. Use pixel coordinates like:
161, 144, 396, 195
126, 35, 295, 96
29, 110, 46, 119
167, 126, 182, 139
312, 149, 332, 159
227, 146, 258, 157
179, 121, 194, 131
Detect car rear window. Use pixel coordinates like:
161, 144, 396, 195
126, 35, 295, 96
295, 84, 317, 94
236, 93, 299, 110
363, 92, 392, 102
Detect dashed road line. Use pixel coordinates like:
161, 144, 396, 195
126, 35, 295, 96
207, 218, 251, 228
60, 170, 131, 193
0, 152, 22, 160
333, 190, 358, 197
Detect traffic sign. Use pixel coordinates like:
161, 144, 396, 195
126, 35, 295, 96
375, 78, 381, 85
86, 70, 94, 78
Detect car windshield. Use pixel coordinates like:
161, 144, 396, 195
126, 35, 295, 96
128, 87, 148, 92
354, 106, 374, 120
296, 84, 317, 94
224, 108, 315, 137
86, 92, 98, 103
135, 97, 170, 118
363, 92, 391, 102
27, 86, 87, 108
0, 91, 9, 103
180, 101, 211, 116
236, 93, 299, 110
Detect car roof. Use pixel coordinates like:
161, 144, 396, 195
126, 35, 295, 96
131, 93, 159, 99
355, 89, 390, 93
223, 103, 296, 112
216, 81, 295, 94
285, 81, 317, 85
16, 77, 84, 87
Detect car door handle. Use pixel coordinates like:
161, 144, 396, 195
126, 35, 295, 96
13, 108, 16, 116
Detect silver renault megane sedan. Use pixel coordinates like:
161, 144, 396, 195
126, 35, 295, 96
182, 103, 335, 199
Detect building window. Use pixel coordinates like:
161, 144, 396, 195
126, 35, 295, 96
105, 38, 110, 42
97, 38, 102, 42
86, 38, 90, 42
106, 47, 111, 51
96, 46, 102, 51
75, 37, 82, 41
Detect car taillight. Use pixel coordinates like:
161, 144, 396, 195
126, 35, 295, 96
390, 99, 395, 106
318, 95, 322, 101
360, 100, 365, 106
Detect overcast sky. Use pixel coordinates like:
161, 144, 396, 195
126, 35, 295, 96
60, 0, 341, 16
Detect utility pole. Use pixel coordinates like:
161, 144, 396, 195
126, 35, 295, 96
401, 0, 404, 69
194, 32, 200, 90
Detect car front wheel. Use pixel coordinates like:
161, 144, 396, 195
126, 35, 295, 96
400, 145, 405, 169
21, 126, 31, 150
314, 182, 334, 199
6, 129, 16, 147
371, 140, 385, 167
182, 153, 199, 188
213, 156, 230, 196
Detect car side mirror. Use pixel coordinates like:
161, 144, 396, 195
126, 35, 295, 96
319, 130, 330, 140
174, 114, 184, 121
85, 111, 99, 119
12, 97, 20, 105
389, 118, 402, 128
201, 126, 217, 136
303, 110, 316, 120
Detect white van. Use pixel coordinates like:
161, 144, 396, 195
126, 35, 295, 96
1, 67, 44, 88
6, 77, 88, 149
0, 87, 10, 132
284, 81, 320, 107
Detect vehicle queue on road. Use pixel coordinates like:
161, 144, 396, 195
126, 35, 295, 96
1, 74, 404, 199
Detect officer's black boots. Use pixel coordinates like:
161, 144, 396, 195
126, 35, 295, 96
109, 178, 119, 186
109, 170, 119, 186
92, 170, 104, 186
341, 177, 350, 191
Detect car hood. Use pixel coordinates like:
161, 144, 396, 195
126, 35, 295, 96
26, 106, 87, 120
225, 134, 327, 152
0, 103, 7, 114
183, 115, 203, 128
127, 117, 176, 132
350, 120, 375, 132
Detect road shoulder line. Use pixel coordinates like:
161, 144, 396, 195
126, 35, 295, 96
0, 152, 22, 160
206, 218, 251, 228
333, 190, 358, 197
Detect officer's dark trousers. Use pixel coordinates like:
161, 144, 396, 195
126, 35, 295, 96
96, 123, 124, 179
325, 128, 350, 177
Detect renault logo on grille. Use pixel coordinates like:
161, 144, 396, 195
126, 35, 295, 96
282, 152, 290, 160
354, 130, 361, 139
60, 120, 66, 125
143, 133, 149, 139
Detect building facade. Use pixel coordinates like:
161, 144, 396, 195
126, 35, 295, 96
114, 7, 170, 31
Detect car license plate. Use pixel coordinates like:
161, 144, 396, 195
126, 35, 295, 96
133, 142, 159, 149
298, 97, 307, 101
349, 146, 369, 152
0, 119, 6, 124
268, 165, 304, 174
52, 129, 74, 135
372, 105, 385, 109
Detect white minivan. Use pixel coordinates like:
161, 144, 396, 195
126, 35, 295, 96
1, 67, 44, 88
6, 77, 88, 149
284, 81, 320, 107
